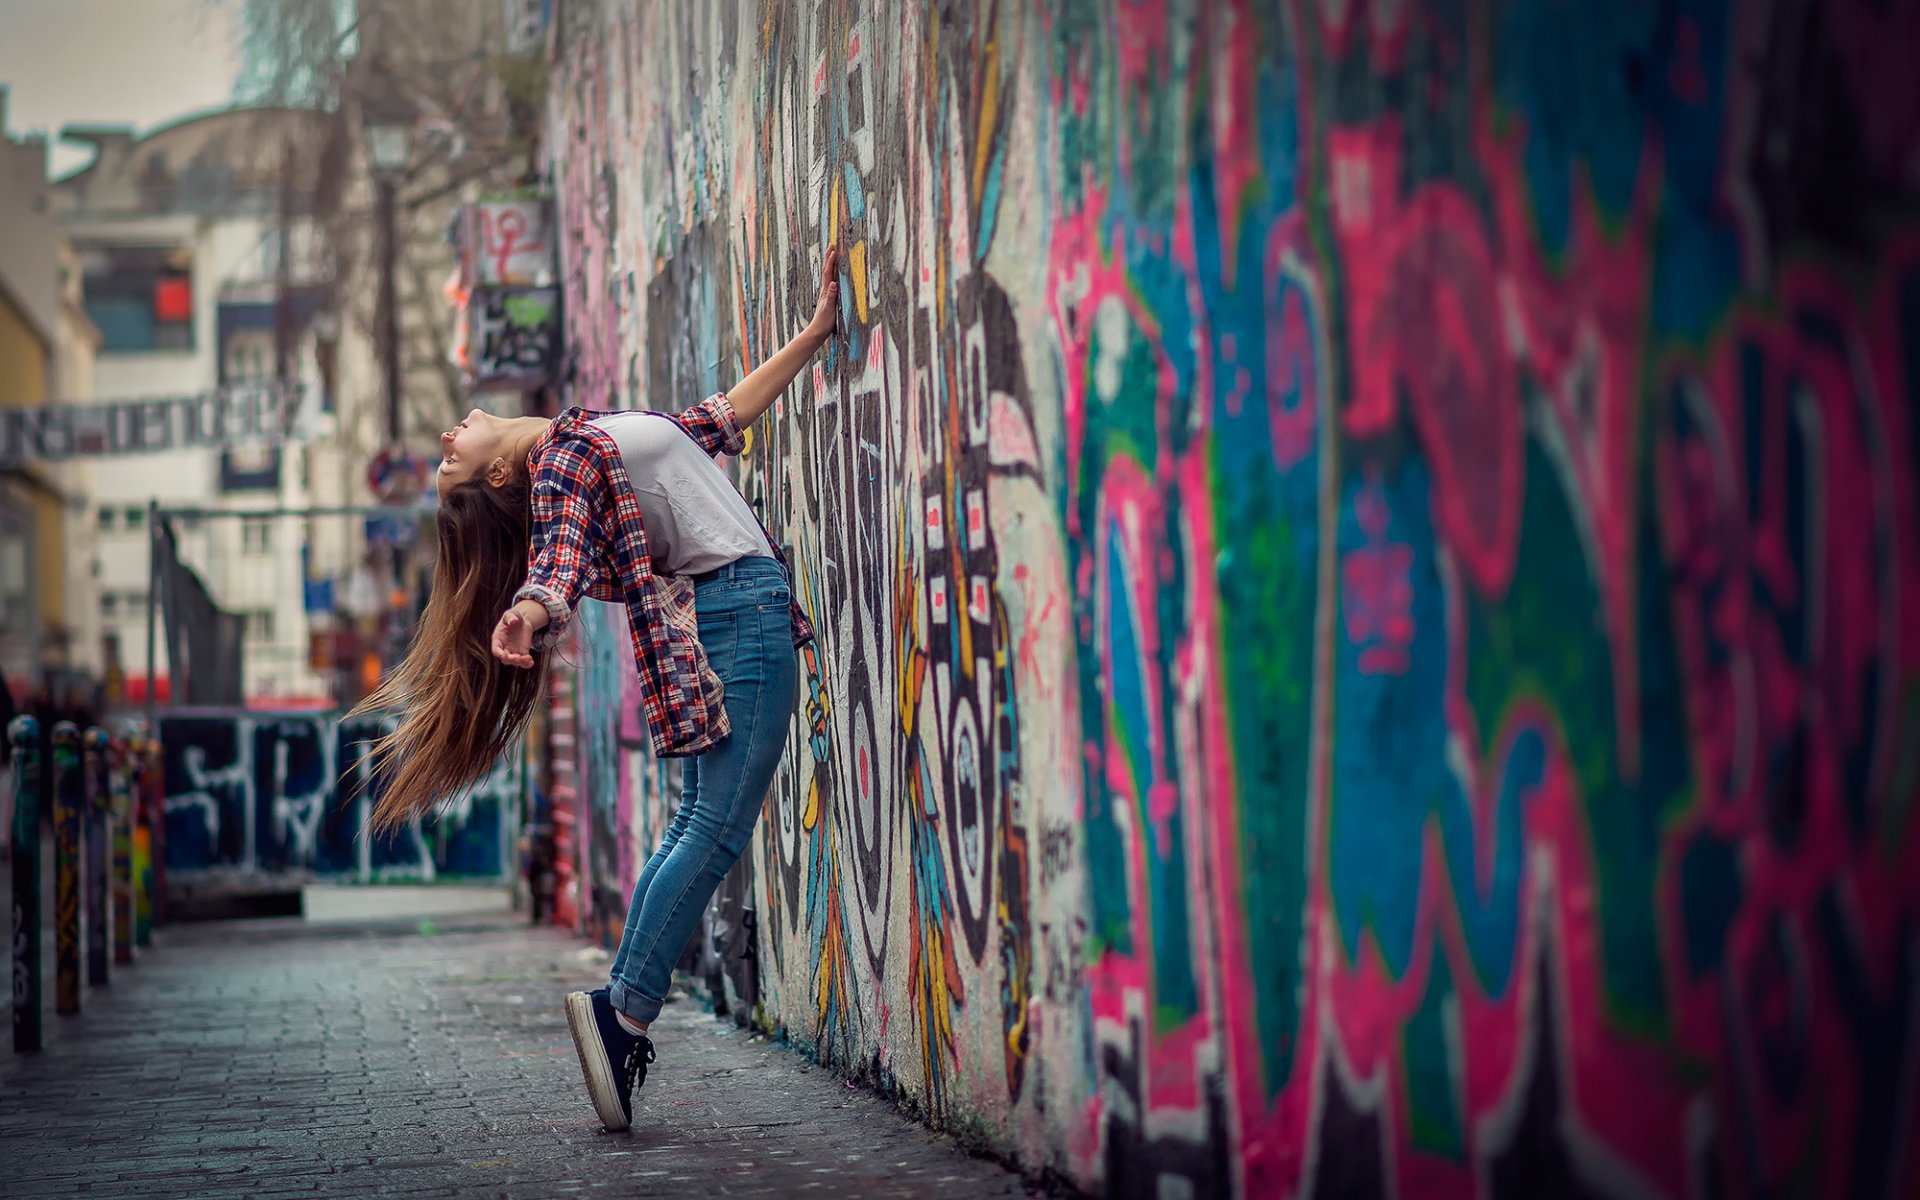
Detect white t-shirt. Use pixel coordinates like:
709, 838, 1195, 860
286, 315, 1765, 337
589, 410, 772, 576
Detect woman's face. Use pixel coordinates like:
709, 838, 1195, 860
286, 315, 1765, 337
437, 408, 513, 495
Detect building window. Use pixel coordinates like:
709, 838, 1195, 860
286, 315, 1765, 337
80, 244, 195, 353
220, 446, 282, 493
124, 507, 145, 529
101, 592, 119, 617
98, 507, 116, 531
241, 518, 273, 555
244, 609, 275, 643
0, 510, 30, 641
223, 330, 273, 384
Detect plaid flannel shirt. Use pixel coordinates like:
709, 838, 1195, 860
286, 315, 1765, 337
512, 393, 814, 758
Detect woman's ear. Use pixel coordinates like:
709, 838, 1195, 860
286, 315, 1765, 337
485, 456, 513, 488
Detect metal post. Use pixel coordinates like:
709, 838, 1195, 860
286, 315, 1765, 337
276, 139, 295, 384
143, 499, 165, 931
144, 497, 159, 734
51, 722, 82, 1015
378, 176, 401, 443
11, 715, 43, 1052
377, 173, 407, 683
83, 727, 111, 986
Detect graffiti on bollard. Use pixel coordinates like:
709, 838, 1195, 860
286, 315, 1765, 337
111, 736, 135, 964
51, 722, 82, 1015
131, 736, 154, 947
10, 715, 43, 1052
83, 727, 111, 986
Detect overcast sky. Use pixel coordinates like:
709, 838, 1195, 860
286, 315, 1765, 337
0, 0, 242, 178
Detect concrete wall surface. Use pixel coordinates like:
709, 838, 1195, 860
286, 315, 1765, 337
547, 3, 1920, 1196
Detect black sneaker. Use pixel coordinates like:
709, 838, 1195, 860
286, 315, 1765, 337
564, 988, 655, 1131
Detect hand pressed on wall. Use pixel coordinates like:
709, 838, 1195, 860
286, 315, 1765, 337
807, 242, 841, 345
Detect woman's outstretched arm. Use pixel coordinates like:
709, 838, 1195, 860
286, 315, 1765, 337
725, 243, 840, 429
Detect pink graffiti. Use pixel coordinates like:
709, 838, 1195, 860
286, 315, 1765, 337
1652, 248, 1920, 1195
1307, 195, 1920, 1200
555, 38, 623, 405
1207, 2, 1267, 278
1091, 453, 1217, 1112
1050, 166, 1229, 1136
1328, 119, 1523, 600
483, 207, 539, 282
1313, 0, 1413, 73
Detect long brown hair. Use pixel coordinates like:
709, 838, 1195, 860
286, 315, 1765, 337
350, 464, 547, 835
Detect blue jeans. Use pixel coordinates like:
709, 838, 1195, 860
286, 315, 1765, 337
607, 556, 797, 1024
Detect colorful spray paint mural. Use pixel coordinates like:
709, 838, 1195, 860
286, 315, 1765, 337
159, 712, 516, 882
549, 1, 1920, 1195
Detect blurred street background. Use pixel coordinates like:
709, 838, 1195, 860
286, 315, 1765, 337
4, 2, 1920, 1199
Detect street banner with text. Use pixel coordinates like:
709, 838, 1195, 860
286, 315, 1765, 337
0, 383, 305, 468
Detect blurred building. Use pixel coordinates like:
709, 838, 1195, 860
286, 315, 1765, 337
0, 87, 101, 706
7, 2, 547, 715
52, 107, 347, 707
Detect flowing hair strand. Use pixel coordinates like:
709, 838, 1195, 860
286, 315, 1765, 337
348, 464, 546, 836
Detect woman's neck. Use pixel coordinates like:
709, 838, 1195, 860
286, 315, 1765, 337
507, 415, 550, 464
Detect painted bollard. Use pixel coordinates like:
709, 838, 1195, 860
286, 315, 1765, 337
131, 737, 153, 947
83, 727, 112, 986
51, 722, 82, 1015
111, 738, 135, 964
10, 715, 43, 1052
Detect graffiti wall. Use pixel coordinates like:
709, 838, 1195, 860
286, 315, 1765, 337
159, 711, 516, 881
550, 1, 1920, 1196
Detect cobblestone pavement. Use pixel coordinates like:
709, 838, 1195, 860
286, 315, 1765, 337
1, 913, 1049, 1198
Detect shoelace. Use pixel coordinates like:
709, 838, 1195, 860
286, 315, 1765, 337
624, 1037, 656, 1093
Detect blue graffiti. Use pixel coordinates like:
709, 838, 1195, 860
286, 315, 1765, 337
1494, 0, 1657, 255
1330, 457, 1544, 997
160, 711, 515, 881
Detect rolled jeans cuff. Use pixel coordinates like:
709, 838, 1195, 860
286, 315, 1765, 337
608, 979, 664, 1025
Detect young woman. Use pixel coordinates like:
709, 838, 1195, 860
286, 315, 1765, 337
354, 246, 842, 1133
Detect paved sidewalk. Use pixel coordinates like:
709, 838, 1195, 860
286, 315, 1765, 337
1, 913, 1046, 1198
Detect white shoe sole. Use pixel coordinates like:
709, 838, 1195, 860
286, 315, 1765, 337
565, 991, 631, 1132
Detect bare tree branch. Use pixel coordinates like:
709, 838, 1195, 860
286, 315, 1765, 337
220, 0, 538, 445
